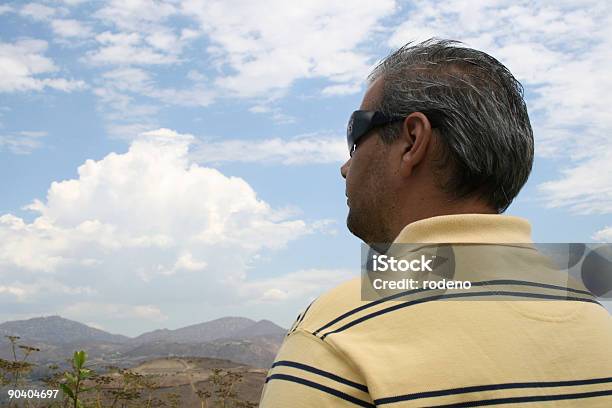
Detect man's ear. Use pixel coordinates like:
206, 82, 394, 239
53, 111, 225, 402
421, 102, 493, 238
399, 112, 432, 177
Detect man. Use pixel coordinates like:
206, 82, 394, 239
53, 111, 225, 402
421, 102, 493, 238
259, 39, 612, 407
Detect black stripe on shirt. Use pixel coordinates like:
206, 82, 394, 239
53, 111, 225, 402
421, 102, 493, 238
319, 291, 601, 340
271, 360, 368, 393
288, 299, 316, 336
426, 388, 612, 407
374, 376, 612, 405
265, 373, 375, 407
313, 279, 595, 336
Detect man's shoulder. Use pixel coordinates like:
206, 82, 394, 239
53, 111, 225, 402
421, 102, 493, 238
288, 277, 364, 335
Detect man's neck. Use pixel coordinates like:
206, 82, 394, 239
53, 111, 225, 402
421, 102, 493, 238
389, 201, 498, 243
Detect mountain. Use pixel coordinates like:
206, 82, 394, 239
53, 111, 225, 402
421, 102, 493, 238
124, 317, 286, 368
0, 315, 287, 370
124, 336, 281, 368
0, 315, 129, 344
131, 316, 285, 345
232, 319, 286, 339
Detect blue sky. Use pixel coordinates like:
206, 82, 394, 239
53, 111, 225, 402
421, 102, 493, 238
0, 0, 610, 336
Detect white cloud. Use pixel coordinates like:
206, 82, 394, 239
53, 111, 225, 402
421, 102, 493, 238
0, 39, 86, 93
0, 128, 325, 318
0, 5, 13, 15
593, 226, 612, 242
92, 67, 213, 137
51, 19, 93, 38
86, 321, 105, 330
157, 252, 208, 277
0, 39, 55, 88
181, 0, 396, 98
42, 77, 86, 91
19, 3, 57, 21
248, 105, 271, 114
104, 122, 159, 139
145, 30, 181, 52
388, 0, 612, 214
0, 279, 95, 302
247, 104, 296, 124
0, 285, 27, 300
146, 85, 214, 107
193, 134, 347, 165
63, 302, 168, 322
235, 268, 353, 303
538, 153, 612, 214
187, 69, 206, 82
87, 1, 196, 67
322, 83, 363, 96
0, 130, 47, 154
102, 67, 152, 91
59, 0, 87, 5
95, 0, 177, 31
86, 31, 180, 65
84, 1, 397, 133
133, 305, 167, 321
17, 127, 310, 256
94, 86, 160, 119
88, 63, 213, 143
82, 2, 206, 131
180, 28, 200, 42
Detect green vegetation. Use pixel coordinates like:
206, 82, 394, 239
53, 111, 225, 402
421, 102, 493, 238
0, 336, 259, 407
196, 368, 256, 408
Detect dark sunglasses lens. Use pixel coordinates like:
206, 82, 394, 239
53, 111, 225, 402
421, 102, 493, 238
347, 113, 356, 151
347, 112, 368, 152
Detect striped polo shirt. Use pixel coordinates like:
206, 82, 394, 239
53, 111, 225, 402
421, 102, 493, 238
259, 214, 612, 407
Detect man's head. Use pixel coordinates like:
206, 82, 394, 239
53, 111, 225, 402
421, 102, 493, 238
341, 39, 534, 244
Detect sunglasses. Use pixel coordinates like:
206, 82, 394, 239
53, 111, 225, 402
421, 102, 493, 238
346, 110, 441, 156
346, 110, 405, 156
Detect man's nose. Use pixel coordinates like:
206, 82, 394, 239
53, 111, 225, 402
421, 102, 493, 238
340, 159, 350, 179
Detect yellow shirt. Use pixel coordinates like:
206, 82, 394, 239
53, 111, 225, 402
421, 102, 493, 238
259, 214, 612, 407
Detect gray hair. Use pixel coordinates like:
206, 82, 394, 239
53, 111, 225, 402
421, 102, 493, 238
369, 39, 534, 213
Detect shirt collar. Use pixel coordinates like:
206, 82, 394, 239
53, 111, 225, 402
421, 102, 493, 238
393, 214, 533, 244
